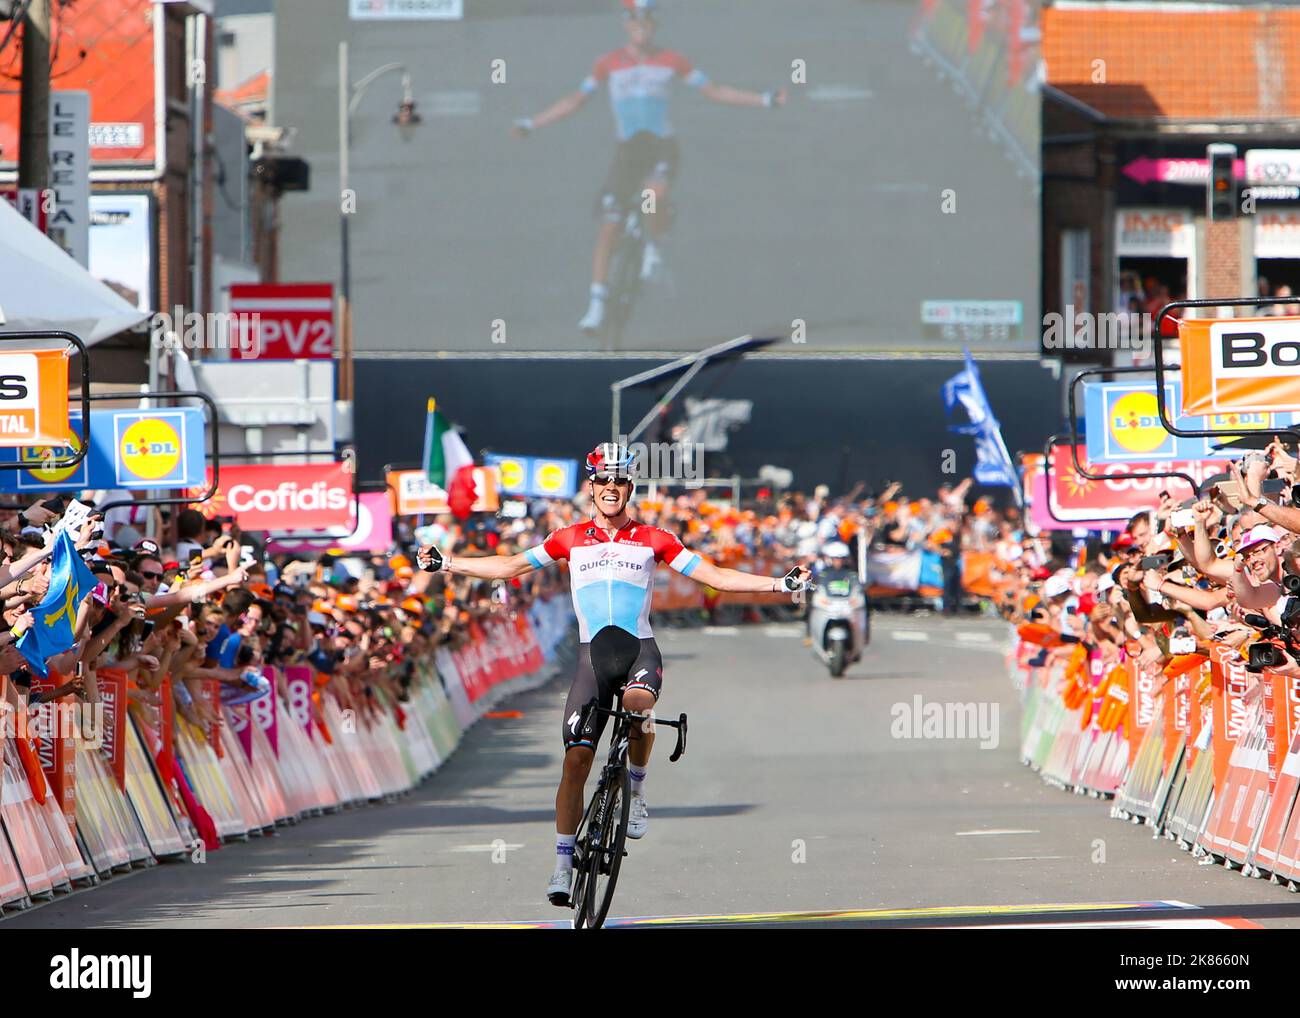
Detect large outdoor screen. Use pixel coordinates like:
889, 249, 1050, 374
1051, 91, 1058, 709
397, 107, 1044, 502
275, 0, 1041, 353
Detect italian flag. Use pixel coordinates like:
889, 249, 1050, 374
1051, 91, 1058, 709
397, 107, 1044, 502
423, 397, 478, 520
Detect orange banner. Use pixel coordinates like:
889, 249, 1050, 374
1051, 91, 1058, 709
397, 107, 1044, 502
1180, 315, 1300, 416
387, 468, 499, 516
0, 347, 71, 447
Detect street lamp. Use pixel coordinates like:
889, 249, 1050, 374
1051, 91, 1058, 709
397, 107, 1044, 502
337, 41, 419, 404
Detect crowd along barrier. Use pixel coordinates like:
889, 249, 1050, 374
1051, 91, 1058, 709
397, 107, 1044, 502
0, 595, 575, 915
1010, 626, 1300, 892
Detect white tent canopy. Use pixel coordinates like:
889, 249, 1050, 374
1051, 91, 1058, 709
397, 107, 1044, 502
0, 199, 148, 346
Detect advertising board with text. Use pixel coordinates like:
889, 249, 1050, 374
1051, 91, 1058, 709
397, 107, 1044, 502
0, 349, 71, 448
0, 408, 205, 492
1083, 379, 1300, 464
386, 468, 499, 516
1181, 316, 1300, 416
229, 283, 334, 360
483, 454, 577, 499
188, 462, 352, 531
1050, 445, 1223, 521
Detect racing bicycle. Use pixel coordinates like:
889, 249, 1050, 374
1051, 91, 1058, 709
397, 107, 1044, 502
569, 692, 687, 929
601, 201, 652, 350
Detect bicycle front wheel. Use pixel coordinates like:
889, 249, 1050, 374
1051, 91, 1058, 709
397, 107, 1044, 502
581, 763, 631, 928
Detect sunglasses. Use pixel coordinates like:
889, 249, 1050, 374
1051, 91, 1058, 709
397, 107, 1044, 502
592, 474, 631, 488
140, 569, 164, 580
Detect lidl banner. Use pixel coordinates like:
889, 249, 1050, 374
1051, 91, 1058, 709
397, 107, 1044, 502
1180, 315, 1300, 416
483, 454, 577, 499
1083, 379, 1299, 463
0, 407, 205, 492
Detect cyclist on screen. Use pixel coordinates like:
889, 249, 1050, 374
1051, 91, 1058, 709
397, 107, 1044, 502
510, 0, 787, 334
416, 442, 809, 907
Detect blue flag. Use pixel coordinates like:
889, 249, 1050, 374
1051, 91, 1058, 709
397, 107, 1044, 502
17, 529, 98, 678
941, 349, 1021, 500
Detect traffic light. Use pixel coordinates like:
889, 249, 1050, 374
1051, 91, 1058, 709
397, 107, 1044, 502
1207, 143, 1238, 221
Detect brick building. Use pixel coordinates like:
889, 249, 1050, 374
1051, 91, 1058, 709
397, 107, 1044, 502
1041, 1, 1300, 362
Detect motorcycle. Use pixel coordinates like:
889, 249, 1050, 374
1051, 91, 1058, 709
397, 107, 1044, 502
808, 574, 870, 677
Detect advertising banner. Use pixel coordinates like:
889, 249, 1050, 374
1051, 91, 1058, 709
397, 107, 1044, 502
387, 467, 499, 516
284, 666, 314, 737
1049, 446, 1220, 520
0, 348, 71, 448
1083, 378, 1299, 463
1180, 315, 1300, 416
191, 462, 352, 531
484, 454, 578, 499
97, 668, 128, 791
268, 492, 394, 554
47, 91, 90, 267
0, 407, 206, 492
229, 283, 335, 360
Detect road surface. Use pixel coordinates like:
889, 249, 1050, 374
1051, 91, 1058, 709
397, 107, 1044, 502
6, 613, 1298, 929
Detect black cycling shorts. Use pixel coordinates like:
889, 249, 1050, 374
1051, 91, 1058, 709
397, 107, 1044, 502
598, 132, 680, 217
562, 625, 663, 751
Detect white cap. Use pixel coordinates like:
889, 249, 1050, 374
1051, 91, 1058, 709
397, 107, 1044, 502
1043, 573, 1073, 599
1239, 524, 1283, 554
822, 541, 851, 558
1096, 573, 1115, 595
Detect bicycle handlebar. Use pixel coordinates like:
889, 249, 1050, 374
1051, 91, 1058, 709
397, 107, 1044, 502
579, 697, 689, 762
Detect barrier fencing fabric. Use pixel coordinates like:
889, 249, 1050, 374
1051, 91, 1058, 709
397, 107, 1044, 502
0, 596, 574, 915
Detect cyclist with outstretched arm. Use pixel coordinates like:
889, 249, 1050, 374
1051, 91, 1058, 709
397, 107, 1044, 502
417, 442, 809, 906
510, 0, 786, 334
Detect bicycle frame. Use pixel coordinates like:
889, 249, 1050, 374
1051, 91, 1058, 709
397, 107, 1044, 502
569, 690, 686, 927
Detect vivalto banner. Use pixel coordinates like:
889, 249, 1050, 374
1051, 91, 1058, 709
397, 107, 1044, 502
190, 462, 352, 531
0, 348, 71, 447
1049, 445, 1220, 519
1180, 315, 1300, 416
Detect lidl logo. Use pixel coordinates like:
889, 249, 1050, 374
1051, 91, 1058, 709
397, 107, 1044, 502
1108, 391, 1169, 454
497, 459, 526, 491
19, 430, 83, 483
536, 462, 566, 493
1209, 411, 1269, 431
119, 418, 182, 481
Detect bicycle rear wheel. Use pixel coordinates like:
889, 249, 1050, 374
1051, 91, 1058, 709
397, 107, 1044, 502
577, 764, 630, 929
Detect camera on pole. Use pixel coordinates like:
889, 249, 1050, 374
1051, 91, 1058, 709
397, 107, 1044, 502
1207, 143, 1238, 221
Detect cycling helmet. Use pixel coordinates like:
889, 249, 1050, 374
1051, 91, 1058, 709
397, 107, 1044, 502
622, 0, 657, 12
822, 541, 851, 559
586, 442, 635, 478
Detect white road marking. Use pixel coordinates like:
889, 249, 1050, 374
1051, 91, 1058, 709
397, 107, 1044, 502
978, 856, 1067, 862
807, 84, 874, 102
447, 844, 524, 853
427, 90, 481, 116
891, 631, 930, 642
955, 632, 993, 643
954, 829, 1039, 837
763, 627, 801, 638
703, 626, 739, 635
